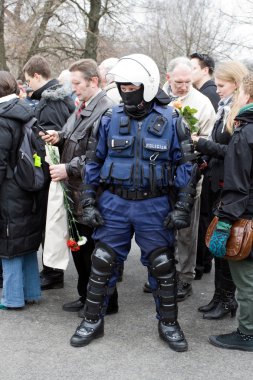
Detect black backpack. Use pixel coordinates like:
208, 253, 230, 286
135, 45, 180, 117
12, 117, 47, 192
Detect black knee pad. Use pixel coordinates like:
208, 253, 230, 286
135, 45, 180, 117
92, 242, 116, 277
149, 247, 177, 323
85, 243, 116, 320
149, 247, 175, 279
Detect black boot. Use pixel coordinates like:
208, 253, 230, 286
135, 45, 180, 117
40, 267, 64, 290
158, 321, 188, 352
143, 281, 152, 293
198, 288, 221, 313
203, 290, 238, 320
106, 287, 119, 315
70, 318, 104, 347
209, 329, 253, 352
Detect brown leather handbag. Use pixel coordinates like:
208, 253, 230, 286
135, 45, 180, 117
205, 216, 253, 261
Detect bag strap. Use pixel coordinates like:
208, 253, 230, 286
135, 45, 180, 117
7, 117, 38, 174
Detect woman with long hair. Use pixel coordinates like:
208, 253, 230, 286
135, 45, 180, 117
192, 61, 248, 319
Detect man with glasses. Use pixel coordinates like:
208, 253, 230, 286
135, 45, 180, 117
190, 53, 220, 112
159, 57, 216, 301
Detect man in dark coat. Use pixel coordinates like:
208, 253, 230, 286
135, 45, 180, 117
40, 59, 118, 316
23, 55, 75, 290
190, 53, 220, 112
190, 52, 220, 280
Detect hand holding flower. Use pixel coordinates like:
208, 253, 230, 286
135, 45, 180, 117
49, 164, 68, 182
172, 100, 199, 134
40, 130, 60, 145
46, 143, 86, 252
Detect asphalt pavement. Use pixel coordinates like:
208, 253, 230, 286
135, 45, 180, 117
0, 240, 252, 380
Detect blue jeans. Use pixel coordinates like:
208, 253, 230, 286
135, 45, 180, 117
1, 251, 41, 307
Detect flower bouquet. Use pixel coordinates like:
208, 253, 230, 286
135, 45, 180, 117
172, 99, 199, 134
43, 144, 86, 270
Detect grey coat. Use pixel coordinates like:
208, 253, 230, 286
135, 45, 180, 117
58, 90, 114, 218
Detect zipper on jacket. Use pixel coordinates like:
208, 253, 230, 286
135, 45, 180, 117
135, 121, 142, 188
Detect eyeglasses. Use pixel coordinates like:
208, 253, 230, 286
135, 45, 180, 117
173, 80, 191, 87
190, 52, 215, 70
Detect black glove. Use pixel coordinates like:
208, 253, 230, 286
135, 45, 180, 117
164, 209, 191, 230
81, 198, 104, 228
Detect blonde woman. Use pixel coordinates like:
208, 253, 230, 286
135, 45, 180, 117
209, 73, 253, 351
192, 61, 248, 320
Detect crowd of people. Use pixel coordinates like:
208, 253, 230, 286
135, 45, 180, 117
0, 50, 253, 353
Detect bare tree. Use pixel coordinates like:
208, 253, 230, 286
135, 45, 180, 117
131, 0, 247, 82
5, 0, 72, 77
0, 0, 8, 70
68, 0, 135, 60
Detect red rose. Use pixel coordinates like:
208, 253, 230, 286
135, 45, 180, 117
67, 239, 80, 251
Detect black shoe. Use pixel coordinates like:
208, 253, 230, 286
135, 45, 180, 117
198, 289, 221, 313
194, 268, 203, 280
203, 262, 212, 273
177, 280, 192, 302
70, 318, 104, 347
158, 321, 188, 352
209, 329, 253, 352
203, 300, 238, 320
63, 299, 84, 312
40, 275, 64, 290
143, 281, 152, 293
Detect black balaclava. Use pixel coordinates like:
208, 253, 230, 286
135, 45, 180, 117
117, 83, 153, 120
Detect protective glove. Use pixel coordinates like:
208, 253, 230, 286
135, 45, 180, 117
81, 198, 104, 228
164, 209, 191, 230
209, 220, 232, 257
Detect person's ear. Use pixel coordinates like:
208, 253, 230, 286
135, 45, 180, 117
34, 73, 41, 81
90, 76, 99, 88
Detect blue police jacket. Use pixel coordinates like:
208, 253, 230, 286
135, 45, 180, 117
85, 103, 193, 193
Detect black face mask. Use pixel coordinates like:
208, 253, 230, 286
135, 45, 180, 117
120, 86, 152, 119
120, 87, 144, 108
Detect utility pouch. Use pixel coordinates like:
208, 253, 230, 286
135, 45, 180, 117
147, 115, 167, 136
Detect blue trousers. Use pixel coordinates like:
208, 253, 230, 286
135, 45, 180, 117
93, 191, 175, 291
1, 251, 41, 307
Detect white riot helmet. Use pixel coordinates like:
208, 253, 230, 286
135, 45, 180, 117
108, 54, 160, 102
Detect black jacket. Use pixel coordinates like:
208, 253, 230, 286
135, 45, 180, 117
199, 80, 220, 112
218, 109, 253, 221
196, 113, 231, 192
0, 98, 45, 258
31, 79, 75, 230
32, 79, 75, 131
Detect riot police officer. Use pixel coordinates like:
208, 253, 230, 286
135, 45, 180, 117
70, 54, 199, 352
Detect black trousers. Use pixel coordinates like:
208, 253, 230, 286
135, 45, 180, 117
197, 177, 235, 293
196, 176, 217, 272
42, 223, 95, 302
215, 256, 236, 293
71, 223, 95, 303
